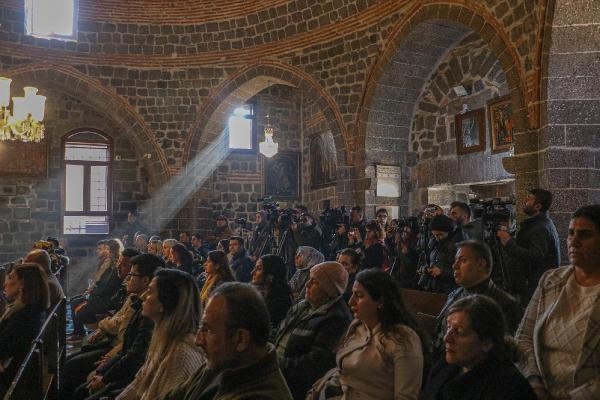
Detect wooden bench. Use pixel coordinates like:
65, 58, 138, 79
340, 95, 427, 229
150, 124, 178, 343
401, 289, 448, 336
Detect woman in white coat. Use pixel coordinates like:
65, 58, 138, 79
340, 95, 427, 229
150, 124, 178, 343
309, 268, 426, 400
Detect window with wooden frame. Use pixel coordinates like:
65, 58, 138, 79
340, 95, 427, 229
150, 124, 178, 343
62, 130, 112, 235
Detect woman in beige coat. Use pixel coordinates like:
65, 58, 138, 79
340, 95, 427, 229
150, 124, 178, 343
309, 268, 426, 400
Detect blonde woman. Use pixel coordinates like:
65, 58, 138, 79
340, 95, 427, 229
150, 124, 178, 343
161, 238, 177, 267
117, 269, 205, 400
147, 238, 163, 257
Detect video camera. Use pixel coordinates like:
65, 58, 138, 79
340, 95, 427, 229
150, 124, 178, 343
258, 197, 299, 229
319, 206, 349, 230
469, 197, 515, 240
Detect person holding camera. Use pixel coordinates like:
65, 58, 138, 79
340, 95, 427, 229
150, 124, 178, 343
249, 211, 273, 262
418, 215, 458, 294
291, 213, 323, 251
496, 188, 560, 305
325, 222, 350, 261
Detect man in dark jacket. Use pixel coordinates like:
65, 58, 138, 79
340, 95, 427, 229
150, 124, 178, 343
229, 236, 254, 283
432, 240, 521, 360
496, 188, 560, 305
160, 282, 293, 400
72, 253, 162, 400
273, 262, 352, 400
418, 215, 457, 294
292, 213, 323, 251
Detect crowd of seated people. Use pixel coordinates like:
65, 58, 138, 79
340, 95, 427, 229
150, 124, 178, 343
2, 199, 599, 399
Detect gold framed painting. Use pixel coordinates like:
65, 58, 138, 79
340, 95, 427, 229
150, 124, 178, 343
487, 95, 514, 153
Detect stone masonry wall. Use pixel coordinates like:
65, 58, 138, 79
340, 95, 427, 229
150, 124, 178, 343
409, 34, 512, 210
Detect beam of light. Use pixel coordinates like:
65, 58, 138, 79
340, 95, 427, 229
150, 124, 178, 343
139, 129, 232, 232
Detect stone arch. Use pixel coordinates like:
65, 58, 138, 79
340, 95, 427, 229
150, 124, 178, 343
356, 2, 532, 212
1, 62, 169, 189
183, 61, 350, 168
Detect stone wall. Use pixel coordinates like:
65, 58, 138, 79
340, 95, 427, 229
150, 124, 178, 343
0, 87, 148, 264
1, 0, 595, 270
409, 34, 513, 209
541, 0, 600, 241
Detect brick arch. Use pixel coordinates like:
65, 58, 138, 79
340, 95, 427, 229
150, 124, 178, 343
183, 61, 350, 167
358, 2, 531, 166
1, 62, 169, 188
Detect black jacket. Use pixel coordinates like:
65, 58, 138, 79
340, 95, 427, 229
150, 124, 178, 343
0, 304, 46, 389
87, 267, 123, 314
230, 251, 254, 283
503, 212, 560, 300
274, 297, 352, 400
98, 296, 154, 389
432, 279, 522, 359
420, 356, 536, 400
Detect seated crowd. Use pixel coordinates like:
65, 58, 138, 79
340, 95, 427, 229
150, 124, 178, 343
1, 201, 599, 399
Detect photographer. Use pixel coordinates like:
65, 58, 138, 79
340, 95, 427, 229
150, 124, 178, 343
325, 222, 350, 261
204, 215, 233, 249
417, 214, 457, 294
248, 211, 273, 262
390, 218, 419, 289
274, 212, 298, 275
496, 188, 560, 305
349, 205, 368, 238
292, 213, 323, 251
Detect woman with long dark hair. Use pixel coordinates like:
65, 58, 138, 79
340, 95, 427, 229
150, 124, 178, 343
309, 268, 426, 400
0, 263, 48, 395
251, 254, 292, 338
199, 250, 234, 307
170, 243, 194, 275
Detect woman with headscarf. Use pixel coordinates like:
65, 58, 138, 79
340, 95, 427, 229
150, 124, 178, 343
289, 246, 325, 304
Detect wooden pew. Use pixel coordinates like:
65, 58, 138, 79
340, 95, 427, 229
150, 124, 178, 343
401, 288, 448, 336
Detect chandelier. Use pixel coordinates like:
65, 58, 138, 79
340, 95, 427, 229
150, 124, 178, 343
0, 77, 46, 142
259, 114, 278, 158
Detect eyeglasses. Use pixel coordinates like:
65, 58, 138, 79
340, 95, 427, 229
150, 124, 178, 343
126, 272, 144, 278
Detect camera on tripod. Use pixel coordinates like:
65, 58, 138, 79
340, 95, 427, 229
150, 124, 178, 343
469, 197, 515, 240
319, 206, 349, 231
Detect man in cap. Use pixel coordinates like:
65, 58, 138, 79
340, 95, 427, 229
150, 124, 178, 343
273, 261, 352, 400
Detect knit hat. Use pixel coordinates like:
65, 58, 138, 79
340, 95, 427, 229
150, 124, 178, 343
310, 262, 349, 298
429, 214, 454, 232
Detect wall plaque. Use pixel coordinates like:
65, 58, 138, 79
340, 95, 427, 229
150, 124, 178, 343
376, 165, 401, 197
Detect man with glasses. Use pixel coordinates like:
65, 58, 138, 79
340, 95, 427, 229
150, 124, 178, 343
75, 253, 164, 399
160, 282, 293, 400
62, 249, 151, 398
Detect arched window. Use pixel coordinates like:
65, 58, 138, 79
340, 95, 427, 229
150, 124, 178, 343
62, 130, 111, 235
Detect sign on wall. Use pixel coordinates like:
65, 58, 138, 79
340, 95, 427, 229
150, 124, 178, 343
0, 140, 48, 177
376, 165, 401, 197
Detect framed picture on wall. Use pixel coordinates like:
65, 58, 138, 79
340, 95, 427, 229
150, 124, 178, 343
309, 131, 338, 188
455, 108, 486, 155
263, 151, 300, 200
487, 95, 514, 153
